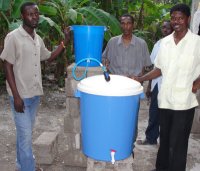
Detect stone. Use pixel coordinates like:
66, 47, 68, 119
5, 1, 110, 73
64, 133, 81, 150
63, 149, 87, 167
66, 97, 80, 118
86, 155, 134, 171
33, 131, 59, 164
64, 116, 81, 133
65, 78, 79, 97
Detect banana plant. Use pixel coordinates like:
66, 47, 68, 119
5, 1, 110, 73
124, 0, 173, 50
38, 0, 121, 41
37, 0, 121, 84
0, 0, 63, 41
0, 0, 12, 41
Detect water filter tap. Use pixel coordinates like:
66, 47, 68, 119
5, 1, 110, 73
110, 149, 116, 164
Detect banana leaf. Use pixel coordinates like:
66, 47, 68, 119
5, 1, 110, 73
0, 0, 12, 11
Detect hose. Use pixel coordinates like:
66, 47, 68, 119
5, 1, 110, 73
72, 58, 110, 81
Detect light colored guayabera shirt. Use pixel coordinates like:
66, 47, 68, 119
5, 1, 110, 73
155, 30, 200, 110
102, 34, 151, 76
0, 25, 51, 98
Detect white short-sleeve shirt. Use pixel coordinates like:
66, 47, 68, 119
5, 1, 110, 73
150, 40, 162, 92
155, 30, 200, 110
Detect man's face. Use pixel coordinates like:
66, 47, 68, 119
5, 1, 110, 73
161, 21, 173, 37
120, 16, 134, 36
170, 11, 190, 33
21, 5, 39, 29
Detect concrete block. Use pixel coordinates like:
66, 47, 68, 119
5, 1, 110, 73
66, 97, 80, 117
33, 131, 59, 164
86, 155, 134, 171
191, 108, 200, 133
64, 116, 81, 133
63, 149, 87, 167
65, 78, 79, 97
64, 133, 81, 150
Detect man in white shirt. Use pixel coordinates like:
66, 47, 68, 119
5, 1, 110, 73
137, 21, 173, 145
133, 3, 200, 171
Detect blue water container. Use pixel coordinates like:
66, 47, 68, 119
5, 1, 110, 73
75, 75, 144, 162
71, 25, 106, 67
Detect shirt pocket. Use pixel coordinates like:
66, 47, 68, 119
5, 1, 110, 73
177, 54, 194, 70
176, 55, 194, 88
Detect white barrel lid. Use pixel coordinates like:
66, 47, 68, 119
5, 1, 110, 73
77, 75, 143, 96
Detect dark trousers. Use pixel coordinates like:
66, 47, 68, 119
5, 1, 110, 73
145, 84, 159, 144
156, 108, 195, 171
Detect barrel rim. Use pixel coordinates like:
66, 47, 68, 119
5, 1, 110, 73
77, 75, 144, 96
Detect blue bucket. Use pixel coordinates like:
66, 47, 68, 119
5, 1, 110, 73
75, 75, 144, 162
71, 25, 106, 67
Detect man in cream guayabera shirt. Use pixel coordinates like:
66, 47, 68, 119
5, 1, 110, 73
0, 2, 70, 171
133, 4, 200, 171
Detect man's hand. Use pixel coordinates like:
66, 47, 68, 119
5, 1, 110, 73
102, 58, 110, 71
192, 79, 200, 93
14, 96, 24, 113
3, 60, 24, 112
130, 75, 143, 83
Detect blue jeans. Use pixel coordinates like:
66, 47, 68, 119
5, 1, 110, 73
145, 84, 159, 144
10, 96, 40, 171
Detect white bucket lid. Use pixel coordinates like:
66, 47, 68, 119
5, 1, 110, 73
77, 75, 143, 96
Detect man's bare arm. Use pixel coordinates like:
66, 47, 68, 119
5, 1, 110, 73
132, 68, 162, 83
4, 60, 24, 112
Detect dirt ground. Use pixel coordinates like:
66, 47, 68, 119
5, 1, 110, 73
1, 79, 200, 171
0, 81, 75, 171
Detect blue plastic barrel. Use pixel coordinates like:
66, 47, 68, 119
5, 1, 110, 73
71, 25, 106, 67
75, 75, 144, 162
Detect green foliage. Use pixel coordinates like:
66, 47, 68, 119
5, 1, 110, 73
57, 75, 65, 87
36, 0, 121, 81
125, 0, 173, 51
38, 0, 121, 41
0, 0, 12, 11
0, 0, 194, 85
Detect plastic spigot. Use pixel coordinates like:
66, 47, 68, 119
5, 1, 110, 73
110, 149, 116, 164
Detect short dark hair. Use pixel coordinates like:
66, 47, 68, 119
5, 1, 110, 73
20, 2, 37, 14
170, 3, 191, 17
120, 14, 134, 23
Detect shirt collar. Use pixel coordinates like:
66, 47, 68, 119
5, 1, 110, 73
18, 25, 36, 38
117, 34, 135, 46
168, 29, 192, 43
180, 29, 192, 42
